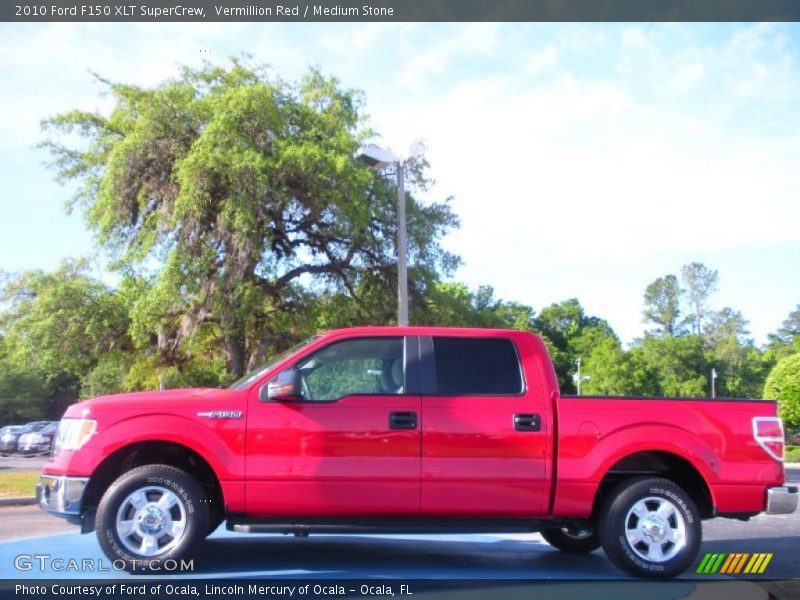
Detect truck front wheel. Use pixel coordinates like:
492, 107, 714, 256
95, 464, 209, 572
597, 476, 701, 578
541, 526, 601, 553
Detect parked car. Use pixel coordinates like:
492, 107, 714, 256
38, 327, 797, 577
18, 421, 59, 456
0, 426, 23, 454
0, 421, 51, 454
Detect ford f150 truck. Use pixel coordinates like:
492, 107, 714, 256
37, 327, 797, 577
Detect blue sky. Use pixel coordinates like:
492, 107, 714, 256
0, 22, 798, 345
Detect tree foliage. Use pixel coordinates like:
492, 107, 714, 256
764, 354, 800, 428
0, 61, 792, 419
41, 60, 458, 377
767, 304, 800, 358
643, 274, 682, 337
532, 299, 618, 393
680, 262, 719, 335
0, 260, 132, 415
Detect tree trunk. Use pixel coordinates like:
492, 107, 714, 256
225, 333, 246, 378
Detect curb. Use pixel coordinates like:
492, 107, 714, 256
0, 496, 36, 507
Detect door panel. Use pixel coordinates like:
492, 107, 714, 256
246, 336, 421, 516
420, 334, 551, 516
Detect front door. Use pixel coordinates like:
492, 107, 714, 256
246, 335, 421, 516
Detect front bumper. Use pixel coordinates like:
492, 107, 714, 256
766, 485, 798, 515
36, 474, 89, 516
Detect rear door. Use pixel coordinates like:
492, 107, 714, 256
420, 333, 551, 516
246, 335, 421, 516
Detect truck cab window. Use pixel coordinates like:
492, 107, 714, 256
296, 337, 404, 401
432, 337, 523, 395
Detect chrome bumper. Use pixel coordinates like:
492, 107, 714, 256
766, 485, 798, 515
36, 474, 88, 516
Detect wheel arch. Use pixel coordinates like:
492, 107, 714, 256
592, 450, 715, 520
81, 440, 225, 530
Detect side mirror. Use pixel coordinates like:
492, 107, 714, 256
260, 369, 302, 402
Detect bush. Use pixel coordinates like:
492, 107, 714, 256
784, 445, 800, 463
764, 354, 800, 428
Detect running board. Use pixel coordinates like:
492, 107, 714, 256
225, 517, 557, 535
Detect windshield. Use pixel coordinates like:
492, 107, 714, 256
228, 336, 320, 390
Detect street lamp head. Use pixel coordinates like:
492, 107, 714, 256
358, 144, 399, 169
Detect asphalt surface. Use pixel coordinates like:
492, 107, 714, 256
0, 455, 47, 472
0, 466, 797, 600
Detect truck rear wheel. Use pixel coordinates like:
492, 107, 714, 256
95, 464, 208, 572
597, 476, 701, 578
541, 526, 601, 553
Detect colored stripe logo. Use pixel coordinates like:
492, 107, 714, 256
696, 553, 773, 574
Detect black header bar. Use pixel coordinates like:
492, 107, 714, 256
4, 0, 800, 22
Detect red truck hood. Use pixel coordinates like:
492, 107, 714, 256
63, 387, 241, 417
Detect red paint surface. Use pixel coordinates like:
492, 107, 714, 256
43, 326, 784, 520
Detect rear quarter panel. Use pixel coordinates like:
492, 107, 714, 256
553, 397, 784, 516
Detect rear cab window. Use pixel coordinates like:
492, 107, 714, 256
431, 336, 524, 395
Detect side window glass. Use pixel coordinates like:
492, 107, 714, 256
296, 337, 404, 401
432, 337, 523, 395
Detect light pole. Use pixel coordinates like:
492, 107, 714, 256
574, 357, 590, 395
395, 160, 408, 327
358, 143, 422, 327
711, 367, 717, 398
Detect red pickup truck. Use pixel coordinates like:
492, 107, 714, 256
38, 326, 797, 577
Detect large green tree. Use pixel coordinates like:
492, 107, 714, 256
767, 304, 800, 357
642, 274, 682, 337
680, 262, 719, 335
581, 337, 659, 397
0, 260, 131, 414
41, 61, 458, 377
533, 299, 618, 393
703, 307, 770, 398
636, 335, 710, 397
764, 354, 800, 428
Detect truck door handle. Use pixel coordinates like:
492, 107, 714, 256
514, 413, 541, 432
389, 411, 417, 430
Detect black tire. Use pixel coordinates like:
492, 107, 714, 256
206, 512, 225, 536
95, 464, 209, 573
597, 476, 701, 578
541, 526, 601, 553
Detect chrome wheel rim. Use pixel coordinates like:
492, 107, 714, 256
115, 486, 187, 557
624, 496, 687, 563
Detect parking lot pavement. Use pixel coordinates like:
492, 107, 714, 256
0, 468, 796, 597
2, 508, 798, 580
0, 505, 78, 540
0, 455, 47, 472
0, 527, 784, 600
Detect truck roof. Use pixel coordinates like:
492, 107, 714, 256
321, 325, 531, 337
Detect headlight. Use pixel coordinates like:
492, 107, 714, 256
54, 419, 97, 452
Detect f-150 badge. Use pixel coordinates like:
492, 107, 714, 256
196, 410, 243, 419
